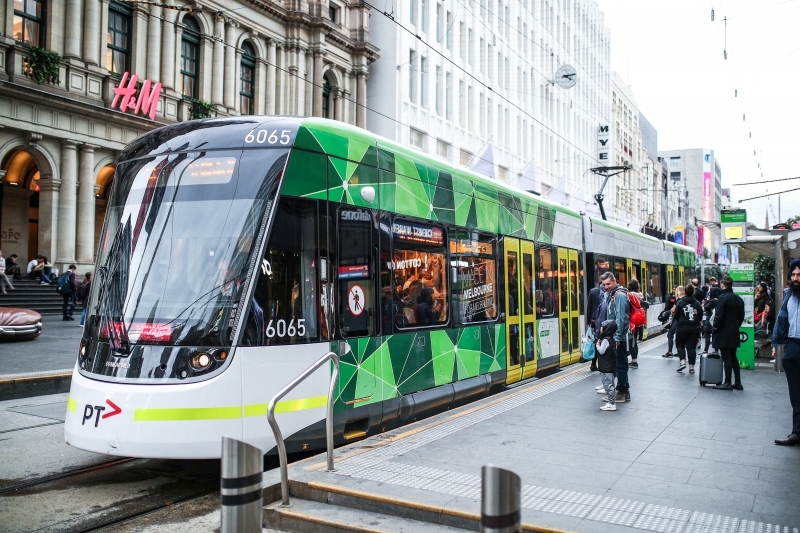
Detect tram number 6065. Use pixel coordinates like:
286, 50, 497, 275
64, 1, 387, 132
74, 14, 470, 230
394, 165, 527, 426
245, 129, 292, 145
266, 319, 305, 338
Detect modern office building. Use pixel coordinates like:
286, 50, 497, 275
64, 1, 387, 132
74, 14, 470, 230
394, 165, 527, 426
658, 148, 723, 255
366, 0, 611, 216
0, 0, 377, 271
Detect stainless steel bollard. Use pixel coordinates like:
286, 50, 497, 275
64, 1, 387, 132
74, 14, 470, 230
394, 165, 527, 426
221, 437, 264, 533
481, 465, 522, 533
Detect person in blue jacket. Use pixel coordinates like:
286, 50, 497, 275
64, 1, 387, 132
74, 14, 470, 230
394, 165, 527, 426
773, 259, 800, 446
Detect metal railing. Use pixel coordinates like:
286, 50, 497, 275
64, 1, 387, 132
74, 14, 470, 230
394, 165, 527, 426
267, 345, 343, 507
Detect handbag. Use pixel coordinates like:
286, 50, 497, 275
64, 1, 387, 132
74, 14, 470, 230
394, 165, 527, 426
755, 321, 770, 340
581, 327, 595, 360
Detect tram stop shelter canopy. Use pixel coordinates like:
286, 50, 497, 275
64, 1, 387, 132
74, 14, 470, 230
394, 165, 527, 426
696, 220, 800, 261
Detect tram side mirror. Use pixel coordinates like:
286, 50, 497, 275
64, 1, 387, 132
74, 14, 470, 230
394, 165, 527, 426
360, 186, 376, 204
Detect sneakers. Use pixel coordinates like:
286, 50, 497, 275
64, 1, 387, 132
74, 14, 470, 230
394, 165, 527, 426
676, 363, 686, 372
732, 383, 744, 391
625, 391, 631, 401
629, 361, 638, 369
600, 402, 617, 411
662, 352, 674, 358
595, 385, 605, 391
597, 388, 607, 394
615, 392, 626, 403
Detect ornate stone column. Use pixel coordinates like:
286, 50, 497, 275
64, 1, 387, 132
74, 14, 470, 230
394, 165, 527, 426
147, 4, 162, 81
265, 39, 277, 115
312, 51, 324, 117
356, 70, 367, 128
333, 87, 342, 122
255, 57, 266, 115
57, 141, 78, 265
160, 1, 176, 90
275, 45, 285, 114
303, 49, 312, 116
82, 0, 100, 66
223, 20, 238, 110
37, 175, 61, 263
211, 14, 225, 106
64, 0, 83, 60
77, 145, 97, 263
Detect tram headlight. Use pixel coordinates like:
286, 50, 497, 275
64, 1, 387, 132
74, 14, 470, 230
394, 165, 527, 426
189, 352, 212, 371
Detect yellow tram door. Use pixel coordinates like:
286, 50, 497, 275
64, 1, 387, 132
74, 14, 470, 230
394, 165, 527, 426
640, 260, 649, 340
678, 266, 686, 286
667, 265, 675, 294
567, 249, 582, 364
557, 248, 570, 367
626, 258, 633, 284
504, 238, 537, 384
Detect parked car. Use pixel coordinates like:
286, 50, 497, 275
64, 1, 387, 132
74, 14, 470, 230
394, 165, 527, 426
0, 307, 43, 341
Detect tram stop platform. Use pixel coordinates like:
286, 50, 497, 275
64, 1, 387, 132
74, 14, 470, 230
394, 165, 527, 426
264, 335, 800, 533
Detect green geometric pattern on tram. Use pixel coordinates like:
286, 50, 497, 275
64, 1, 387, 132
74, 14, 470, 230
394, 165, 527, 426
284, 119, 562, 243
333, 324, 505, 412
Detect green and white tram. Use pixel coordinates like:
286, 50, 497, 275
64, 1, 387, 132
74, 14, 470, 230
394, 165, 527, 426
65, 117, 694, 459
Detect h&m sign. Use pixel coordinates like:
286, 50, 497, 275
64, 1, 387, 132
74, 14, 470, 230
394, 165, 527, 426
111, 72, 162, 121
597, 124, 610, 161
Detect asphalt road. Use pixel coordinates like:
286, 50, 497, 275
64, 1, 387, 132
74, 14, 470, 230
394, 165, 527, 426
0, 315, 83, 375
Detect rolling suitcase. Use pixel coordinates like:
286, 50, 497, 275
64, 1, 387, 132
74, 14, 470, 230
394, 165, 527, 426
699, 352, 723, 387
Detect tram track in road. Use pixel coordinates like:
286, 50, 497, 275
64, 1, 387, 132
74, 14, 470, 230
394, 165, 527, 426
0, 457, 222, 533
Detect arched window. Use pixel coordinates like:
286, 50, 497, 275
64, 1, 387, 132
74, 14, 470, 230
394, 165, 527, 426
322, 77, 332, 119
240, 41, 256, 115
180, 16, 200, 98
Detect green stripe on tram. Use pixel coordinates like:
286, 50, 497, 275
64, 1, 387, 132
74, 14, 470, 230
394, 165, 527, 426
133, 395, 329, 421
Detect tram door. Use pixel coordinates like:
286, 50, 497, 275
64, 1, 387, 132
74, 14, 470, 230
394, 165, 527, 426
558, 248, 581, 366
678, 266, 686, 286
504, 238, 537, 384
667, 265, 675, 293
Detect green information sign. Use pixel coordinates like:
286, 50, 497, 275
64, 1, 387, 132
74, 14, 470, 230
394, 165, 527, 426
721, 210, 747, 223
729, 263, 755, 369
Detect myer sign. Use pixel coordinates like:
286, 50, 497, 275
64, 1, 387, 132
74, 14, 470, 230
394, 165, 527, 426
597, 125, 609, 161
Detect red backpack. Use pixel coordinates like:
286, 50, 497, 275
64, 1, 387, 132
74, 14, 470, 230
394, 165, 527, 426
628, 292, 646, 332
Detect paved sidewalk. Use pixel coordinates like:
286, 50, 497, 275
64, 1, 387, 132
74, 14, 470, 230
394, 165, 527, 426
287, 336, 800, 532
0, 315, 82, 375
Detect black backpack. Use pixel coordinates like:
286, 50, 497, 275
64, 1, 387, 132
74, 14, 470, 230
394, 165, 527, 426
77, 281, 91, 300
56, 272, 72, 294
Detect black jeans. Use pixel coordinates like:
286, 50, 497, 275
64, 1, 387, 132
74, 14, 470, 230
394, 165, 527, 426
62, 292, 76, 318
782, 342, 800, 434
629, 329, 639, 360
667, 320, 678, 352
676, 328, 700, 366
615, 337, 630, 393
720, 347, 741, 385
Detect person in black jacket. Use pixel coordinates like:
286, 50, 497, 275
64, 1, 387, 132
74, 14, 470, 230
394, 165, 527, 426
595, 320, 618, 411
586, 281, 604, 372
675, 284, 704, 373
702, 286, 721, 355
663, 287, 681, 357
62, 264, 77, 321
712, 276, 746, 390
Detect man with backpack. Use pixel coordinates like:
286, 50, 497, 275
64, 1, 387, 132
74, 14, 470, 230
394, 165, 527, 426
58, 264, 78, 321
600, 272, 631, 403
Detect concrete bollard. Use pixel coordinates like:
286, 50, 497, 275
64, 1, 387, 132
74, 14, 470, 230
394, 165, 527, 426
481, 464, 521, 533
221, 437, 264, 533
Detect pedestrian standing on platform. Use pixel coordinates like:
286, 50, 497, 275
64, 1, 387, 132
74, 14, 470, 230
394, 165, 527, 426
77, 272, 92, 327
692, 278, 707, 303
702, 286, 721, 355
61, 264, 77, 321
675, 284, 703, 374
664, 286, 683, 358
596, 320, 618, 411
773, 259, 800, 446
712, 276, 745, 391
601, 272, 631, 403
587, 281, 604, 372
628, 279, 644, 369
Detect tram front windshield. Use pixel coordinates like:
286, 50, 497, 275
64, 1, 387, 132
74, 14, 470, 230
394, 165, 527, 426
88, 148, 288, 347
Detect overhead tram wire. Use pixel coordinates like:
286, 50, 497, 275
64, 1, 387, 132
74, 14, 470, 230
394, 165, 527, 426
115, 2, 601, 189
734, 176, 800, 186
361, 0, 600, 164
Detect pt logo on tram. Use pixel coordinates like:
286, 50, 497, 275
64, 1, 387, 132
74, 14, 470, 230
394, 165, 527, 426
82, 399, 122, 427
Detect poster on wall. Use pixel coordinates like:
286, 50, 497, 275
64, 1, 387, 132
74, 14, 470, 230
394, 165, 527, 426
729, 263, 755, 369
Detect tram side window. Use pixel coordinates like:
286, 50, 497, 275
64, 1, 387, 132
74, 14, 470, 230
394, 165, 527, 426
337, 207, 374, 338
391, 218, 448, 329
614, 258, 627, 288
649, 263, 662, 304
450, 230, 498, 325
594, 254, 611, 286
245, 198, 319, 346
535, 245, 557, 318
